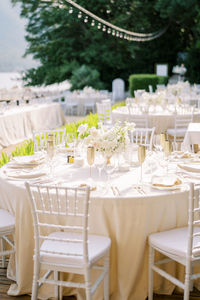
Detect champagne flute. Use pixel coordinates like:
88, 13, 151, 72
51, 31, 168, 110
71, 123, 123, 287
164, 140, 172, 173
47, 133, 55, 177
87, 146, 95, 178
138, 145, 146, 184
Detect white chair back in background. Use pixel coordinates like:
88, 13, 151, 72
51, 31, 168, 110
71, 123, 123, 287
96, 101, 112, 127
33, 128, 66, 152
167, 109, 194, 142
25, 183, 111, 300
130, 127, 155, 151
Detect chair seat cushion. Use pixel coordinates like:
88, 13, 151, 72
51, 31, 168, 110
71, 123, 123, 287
149, 226, 200, 259
40, 231, 111, 266
167, 128, 187, 137
0, 209, 15, 233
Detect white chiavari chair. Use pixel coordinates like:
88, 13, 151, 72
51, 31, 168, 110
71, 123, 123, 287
96, 101, 112, 128
25, 183, 111, 300
130, 127, 155, 150
148, 183, 200, 300
0, 209, 16, 271
33, 128, 66, 152
167, 109, 194, 143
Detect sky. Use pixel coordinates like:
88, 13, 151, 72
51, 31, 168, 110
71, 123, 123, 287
0, 0, 37, 72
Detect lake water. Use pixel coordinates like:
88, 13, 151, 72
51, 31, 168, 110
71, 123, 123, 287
0, 72, 23, 89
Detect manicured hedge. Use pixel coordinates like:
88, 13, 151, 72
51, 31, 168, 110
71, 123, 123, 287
129, 74, 168, 97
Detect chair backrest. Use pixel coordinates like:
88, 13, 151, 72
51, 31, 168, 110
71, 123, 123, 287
149, 85, 153, 93
25, 183, 91, 264
96, 101, 112, 125
187, 183, 200, 259
130, 114, 149, 128
130, 127, 155, 150
33, 128, 66, 152
175, 110, 194, 130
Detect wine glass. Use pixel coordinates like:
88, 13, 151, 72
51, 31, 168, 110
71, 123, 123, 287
138, 145, 146, 184
94, 151, 105, 181
87, 146, 95, 179
104, 155, 116, 188
47, 134, 55, 177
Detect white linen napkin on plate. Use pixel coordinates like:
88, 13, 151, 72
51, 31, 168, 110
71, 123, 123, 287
151, 174, 182, 187
178, 163, 200, 173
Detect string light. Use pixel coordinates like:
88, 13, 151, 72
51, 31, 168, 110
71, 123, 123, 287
69, 6, 73, 13
42, 0, 168, 42
84, 16, 88, 23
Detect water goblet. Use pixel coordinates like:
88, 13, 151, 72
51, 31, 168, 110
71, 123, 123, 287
87, 146, 95, 179
138, 145, 146, 184
94, 151, 105, 181
104, 155, 116, 190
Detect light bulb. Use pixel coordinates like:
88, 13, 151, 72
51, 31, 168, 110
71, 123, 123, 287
97, 23, 101, 29
84, 16, 88, 23
107, 28, 111, 34
69, 7, 73, 14
112, 30, 115, 36
78, 12, 82, 18
102, 26, 106, 32
91, 20, 95, 26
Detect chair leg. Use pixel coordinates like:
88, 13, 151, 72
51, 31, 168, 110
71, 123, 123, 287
148, 245, 154, 300
1, 237, 6, 268
85, 269, 92, 300
184, 262, 191, 300
31, 256, 40, 300
104, 251, 110, 300
54, 271, 59, 300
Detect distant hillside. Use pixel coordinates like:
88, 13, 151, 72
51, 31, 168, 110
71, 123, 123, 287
0, 0, 38, 72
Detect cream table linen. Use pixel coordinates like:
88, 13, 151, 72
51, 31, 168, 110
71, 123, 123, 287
112, 107, 200, 134
0, 103, 65, 149
184, 123, 200, 149
0, 161, 189, 300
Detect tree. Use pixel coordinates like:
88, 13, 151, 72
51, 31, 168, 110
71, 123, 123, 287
12, 0, 200, 88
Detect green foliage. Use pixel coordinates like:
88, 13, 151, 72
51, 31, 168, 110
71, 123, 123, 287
129, 74, 168, 96
11, 0, 200, 87
70, 65, 104, 91
111, 101, 125, 110
185, 41, 200, 84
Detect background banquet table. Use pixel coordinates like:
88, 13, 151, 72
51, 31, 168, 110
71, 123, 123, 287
0, 103, 65, 149
112, 106, 200, 134
0, 157, 189, 300
184, 123, 200, 148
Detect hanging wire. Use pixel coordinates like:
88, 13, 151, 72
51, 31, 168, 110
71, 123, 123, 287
41, 0, 169, 42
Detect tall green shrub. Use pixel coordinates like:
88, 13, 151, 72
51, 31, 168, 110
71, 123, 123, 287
129, 74, 168, 97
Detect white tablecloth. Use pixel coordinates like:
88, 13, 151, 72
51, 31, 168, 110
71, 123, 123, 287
112, 107, 200, 134
184, 123, 200, 147
0, 103, 65, 149
0, 157, 190, 300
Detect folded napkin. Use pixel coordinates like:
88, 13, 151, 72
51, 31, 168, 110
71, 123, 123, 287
11, 153, 45, 167
152, 175, 182, 187
178, 163, 200, 173
56, 147, 74, 154
4, 167, 47, 179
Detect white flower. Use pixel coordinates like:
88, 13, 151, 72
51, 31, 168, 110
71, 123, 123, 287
77, 124, 88, 135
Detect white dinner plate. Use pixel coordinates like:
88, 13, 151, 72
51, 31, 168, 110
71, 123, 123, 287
151, 183, 185, 191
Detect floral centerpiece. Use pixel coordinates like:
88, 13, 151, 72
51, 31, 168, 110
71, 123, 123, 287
77, 122, 135, 157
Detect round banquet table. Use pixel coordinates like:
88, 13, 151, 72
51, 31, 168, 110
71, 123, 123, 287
0, 156, 190, 300
112, 106, 200, 134
0, 102, 65, 150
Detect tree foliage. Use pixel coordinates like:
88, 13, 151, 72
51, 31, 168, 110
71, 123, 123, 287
12, 0, 200, 88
